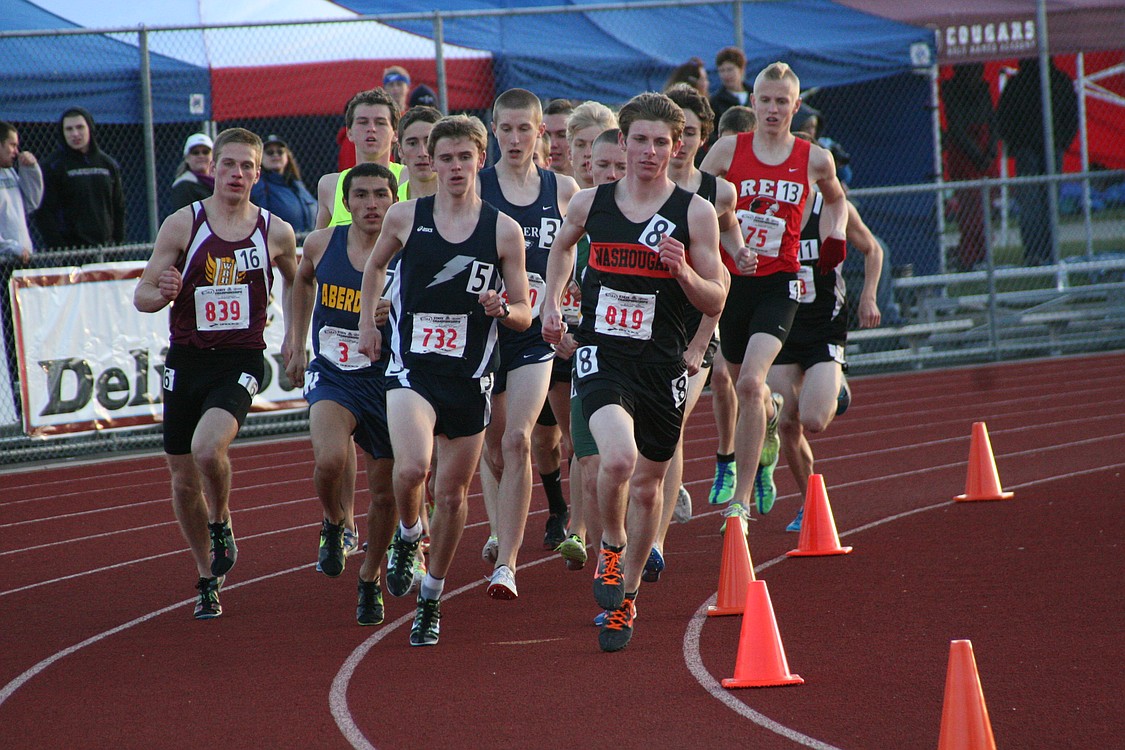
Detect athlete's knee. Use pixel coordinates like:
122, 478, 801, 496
598, 450, 637, 486
501, 426, 532, 460
313, 449, 350, 477
735, 375, 768, 405
800, 403, 834, 434
394, 459, 429, 490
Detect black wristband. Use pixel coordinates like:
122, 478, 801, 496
499, 301, 510, 319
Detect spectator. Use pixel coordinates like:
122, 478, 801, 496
250, 135, 317, 234
710, 46, 751, 138
409, 84, 438, 111
792, 102, 853, 186
664, 57, 709, 97
997, 57, 1079, 266
718, 105, 756, 137
941, 64, 997, 271
35, 106, 125, 249
168, 133, 214, 214
1, 121, 43, 263
382, 66, 412, 115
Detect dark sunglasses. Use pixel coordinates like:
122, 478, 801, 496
188, 147, 211, 156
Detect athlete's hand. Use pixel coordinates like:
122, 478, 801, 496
541, 303, 564, 345
157, 267, 182, 301
555, 331, 578, 359
817, 236, 846, 274
684, 343, 705, 376
479, 289, 508, 318
858, 295, 881, 329
565, 279, 582, 305
656, 234, 688, 277
283, 337, 307, 388
735, 246, 758, 275
373, 298, 391, 327
358, 324, 381, 363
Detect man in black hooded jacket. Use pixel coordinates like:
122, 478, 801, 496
35, 107, 125, 249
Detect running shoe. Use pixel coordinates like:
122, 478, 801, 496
386, 528, 421, 597
708, 461, 737, 505
193, 576, 223, 620
642, 547, 665, 583
754, 462, 778, 516
836, 376, 852, 417
410, 549, 427, 593
356, 578, 384, 626
719, 502, 751, 535
410, 594, 442, 647
343, 526, 360, 557
592, 542, 625, 610
594, 600, 638, 627
208, 519, 237, 577
673, 485, 692, 523
487, 565, 518, 600
598, 597, 637, 653
759, 392, 784, 468
786, 507, 804, 533
481, 535, 499, 565
543, 511, 569, 550
318, 518, 346, 578
556, 534, 587, 570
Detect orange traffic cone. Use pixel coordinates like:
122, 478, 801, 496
937, 640, 997, 750
955, 422, 1014, 502
786, 474, 852, 557
722, 580, 804, 689
707, 513, 756, 617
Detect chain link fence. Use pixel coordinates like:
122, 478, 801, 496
2, 5, 1123, 464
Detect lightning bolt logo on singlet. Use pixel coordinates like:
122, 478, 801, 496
427, 255, 476, 289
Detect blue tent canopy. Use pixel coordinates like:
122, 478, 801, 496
339, 0, 933, 99
2, 0, 212, 123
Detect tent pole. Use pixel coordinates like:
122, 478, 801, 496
929, 55, 946, 274
1076, 51, 1093, 259
1035, 0, 1064, 287
433, 13, 448, 114
139, 25, 158, 243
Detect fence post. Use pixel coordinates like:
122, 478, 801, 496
732, 1, 743, 50
138, 26, 158, 243
433, 12, 448, 114
928, 57, 946, 274
1034, 0, 1064, 287
1075, 52, 1094, 260
982, 184, 1000, 361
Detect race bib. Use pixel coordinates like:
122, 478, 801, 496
234, 245, 267, 274
737, 210, 786, 257
639, 213, 677, 250
574, 345, 599, 378
797, 265, 816, 304
195, 285, 250, 331
319, 325, 371, 370
410, 312, 467, 358
526, 272, 546, 318
594, 287, 655, 341
540, 218, 561, 250
560, 283, 581, 324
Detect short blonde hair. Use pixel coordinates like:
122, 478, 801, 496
213, 127, 262, 165
566, 101, 617, 143
753, 62, 800, 96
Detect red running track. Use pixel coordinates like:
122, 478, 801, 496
2, 352, 1123, 749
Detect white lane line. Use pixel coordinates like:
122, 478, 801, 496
682, 460, 1125, 748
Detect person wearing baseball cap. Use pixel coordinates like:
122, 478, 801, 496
251, 134, 317, 233
382, 66, 411, 114
408, 84, 438, 110
168, 132, 214, 214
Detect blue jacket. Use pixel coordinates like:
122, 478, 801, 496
250, 170, 316, 233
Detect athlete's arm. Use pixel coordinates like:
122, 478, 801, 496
809, 144, 847, 270
699, 135, 736, 180
843, 201, 882, 329
267, 216, 299, 374
485, 213, 533, 332
715, 176, 754, 274
542, 188, 593, 344
133, 208, 192, 313
314, 172, 338, 230
556, 173, 581, 215
661, 195, 726, 318
357, 202, 411, 361
284, 228, 330, 386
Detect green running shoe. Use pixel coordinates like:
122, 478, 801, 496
759, 392, 784, 469
754, 462, 778, 515
708, 461, 737, 505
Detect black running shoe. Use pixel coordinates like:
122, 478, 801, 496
356, 578, 384, 626
208, 520, 237, 577
194, 576, 222, 620
592, 541, 625, 610
409, 594, 441, 646
318, 518, 346, 577
836, 377, 852, 416
386, 528, 421, 597
543, 511, 569, 550
598, 596, 636, 652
